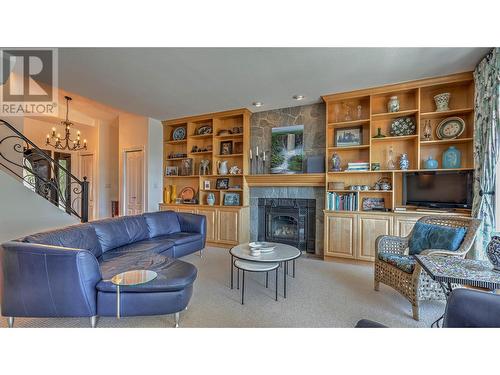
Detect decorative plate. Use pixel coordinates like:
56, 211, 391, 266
389, 117, 416, 136
436, 117, 465, 140
172, 127, 186, 140
179, 186, 195, 201
197, 125, 212, 135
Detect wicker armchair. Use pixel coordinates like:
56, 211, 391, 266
374, 216, 481, 321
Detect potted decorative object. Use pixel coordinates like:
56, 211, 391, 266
399, 153, 409, 170
387, 96, 400, 112
423, 120, 433, 141
434, 92, 451, 112
424, 156, 439, 169
486, 236, 500, 272
386, 146, 396, 170
373, 128, 386, 138
442, 146, 461, 169
171, 185, 177, 203
206, 192, 216, 206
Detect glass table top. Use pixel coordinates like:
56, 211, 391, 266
111, 270, 158, 286
230, 242, 301, 262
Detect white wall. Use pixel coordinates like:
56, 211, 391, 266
96, 119, 119, 218
0, 169, 78, 243
147, 118, 163, 212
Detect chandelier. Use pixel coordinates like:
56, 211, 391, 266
46, 96, 87, 151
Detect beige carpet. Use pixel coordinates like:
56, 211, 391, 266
0, 246, 445, 328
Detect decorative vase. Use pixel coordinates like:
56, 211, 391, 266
423, 120, 433, 141
331, 153, 341, 171
399, 153, 409, 170
487, 236, 500, 272
442, 146, 461, 169
163, 187, 171, 204
217, 160, 229, 175
357, 105, 363, 120
171, 185, 177, 203
206, 192, 216, 206
386, 146, 396, 170
387, 96, 400, 113
424, 156, 439, 169
373, 127, 386, 138
434, 92, 451, 112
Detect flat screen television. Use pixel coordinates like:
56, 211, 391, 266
402, 170, 473, 209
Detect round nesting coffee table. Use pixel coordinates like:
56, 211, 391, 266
229, 243, 301, 298
111, 270, 157, 319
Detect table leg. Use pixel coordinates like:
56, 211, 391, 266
275, 268, 278, 301
237, 267, 240, 290
266, 272, 269, 288
431, 281, 454, 328
284, 262, 287, 299
241, 271, 245, 305
230, 255, 233, 289
293, 259, 296, 278
116, 284, 121, 319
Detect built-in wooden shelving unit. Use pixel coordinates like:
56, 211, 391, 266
321, 72, 475, 261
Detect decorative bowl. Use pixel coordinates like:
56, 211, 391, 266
434, 93, 451, 112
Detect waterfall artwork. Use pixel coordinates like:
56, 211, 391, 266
270, 125, 304, 174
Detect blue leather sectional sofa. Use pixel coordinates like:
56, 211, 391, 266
0, 210, 206, 328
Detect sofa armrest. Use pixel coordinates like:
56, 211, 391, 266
0, 241, 102, 318
177, 212, 206, 236
443, 288, 500, 327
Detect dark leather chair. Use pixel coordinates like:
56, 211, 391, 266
355, 288, 500, 328
0, 210, 206, 328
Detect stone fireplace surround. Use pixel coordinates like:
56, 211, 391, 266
250, 187, 325, 256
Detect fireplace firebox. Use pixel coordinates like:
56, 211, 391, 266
258, 198, 315, 253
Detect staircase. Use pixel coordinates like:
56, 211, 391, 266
0, 119, 89, 226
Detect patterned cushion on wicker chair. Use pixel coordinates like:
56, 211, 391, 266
408, 222, 467, 255
378, 252, 416, 273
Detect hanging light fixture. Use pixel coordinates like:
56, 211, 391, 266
46, 96, 87, 151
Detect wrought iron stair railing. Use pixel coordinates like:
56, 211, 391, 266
0, 119, 89, 222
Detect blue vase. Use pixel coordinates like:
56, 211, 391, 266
424, 156, 438, 169
442, 146, 461, 169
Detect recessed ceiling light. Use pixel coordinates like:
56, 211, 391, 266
293, 95, 305, 100
252, 101, 263, 107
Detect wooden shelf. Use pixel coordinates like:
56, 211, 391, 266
164, 175, 200, 178
328, 119, 370, 128
202, 188, 243, 192
166, 157, 189, 161
371, 135, 418, 142
420, 108, 474, 119
245, 173, 325, 187
359, 190, 393, 193
215, 133, 244, 139
189, 151, 213, 155
371, 109, 418, 120
190, 134, 213, 139
210, 174, 244, 177
164, 139, 187, 144
420, 137, 473, 145
328, 145, 370, 151
214, 153, 244, 157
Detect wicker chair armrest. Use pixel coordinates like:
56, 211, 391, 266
375, 235, 409, 255
419, 249, 466, 258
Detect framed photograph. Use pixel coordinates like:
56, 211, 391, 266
234, 141, 243, 154
203, 180, 211, 190
216, 178, 230, 190
180, 158, 193, 176
165, 166, 178, 176
220, 140, 233, 155
334, 126, 362, 147
223, 192, 240, 206
270, 125, 304, 174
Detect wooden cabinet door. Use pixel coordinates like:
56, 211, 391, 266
176, 207, 196, 214
324, 213, 357, 259
196, 208, 217, 242
358, 214, 393, 261
217, 209, 239, 244
394, 215, 419, 237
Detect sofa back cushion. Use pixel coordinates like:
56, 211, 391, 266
91, 215, 149, 253
409, 222, 467, 255
23, 223, 103, 258
143, 211, 181, 238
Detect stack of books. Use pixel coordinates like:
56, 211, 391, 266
346, 162, 369, 171
327, 192, 358, 211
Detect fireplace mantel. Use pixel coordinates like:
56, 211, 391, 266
245, 173, 325, 187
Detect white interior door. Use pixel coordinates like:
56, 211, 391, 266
80, 154, 95, 220
125, 150, 144, 215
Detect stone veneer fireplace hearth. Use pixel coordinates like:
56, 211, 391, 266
250, 187, 325, 255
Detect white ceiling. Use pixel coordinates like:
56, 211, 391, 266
58, 48, 489, 120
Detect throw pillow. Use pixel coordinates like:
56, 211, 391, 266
408, 222, 467, 255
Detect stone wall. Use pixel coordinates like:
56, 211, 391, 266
250, 103, 326, 173
249, 103, 326, 255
